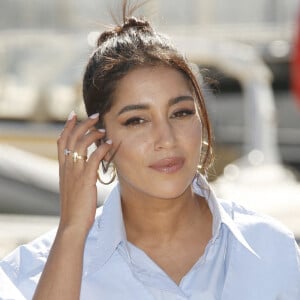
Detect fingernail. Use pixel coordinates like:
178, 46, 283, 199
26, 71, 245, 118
89, 113, 99, 119
98, 128, 106, 133
106, 139, 112, 145
67, 110, 76, 120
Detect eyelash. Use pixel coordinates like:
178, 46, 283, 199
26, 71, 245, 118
171, 109, 195, 119
122, 109, 196, 127
123, 117, 146, 127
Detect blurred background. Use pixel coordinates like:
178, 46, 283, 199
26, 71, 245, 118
0, 0, 300, 258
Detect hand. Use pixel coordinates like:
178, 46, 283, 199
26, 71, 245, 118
57, 111, 112, 235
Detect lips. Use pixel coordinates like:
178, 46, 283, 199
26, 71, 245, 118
149, 157, 185, 174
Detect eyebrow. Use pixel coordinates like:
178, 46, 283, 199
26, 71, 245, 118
169, 95, 194, 106
117, 95, 194, 116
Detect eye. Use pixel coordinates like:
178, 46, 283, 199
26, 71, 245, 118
122, 117, 146, 127
171, 109, 195, 119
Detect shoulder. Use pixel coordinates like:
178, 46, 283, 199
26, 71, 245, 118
219, 197, 296, 241
218, 198, 300, 297
219, 197, 300, 269
0, 228, 56, 280
0, 228, 56, 299
0, 207, 104, 298
0, 206, 105, 277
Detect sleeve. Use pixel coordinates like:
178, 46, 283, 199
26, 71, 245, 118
0, 267, 26, 300
0, 245, 45, 300
0, 229, 56, 300
295, 241, 300, 276
291, 240, 300, 298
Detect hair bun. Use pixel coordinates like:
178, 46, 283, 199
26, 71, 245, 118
123, 16, 150, 30
97, 16, 151, 47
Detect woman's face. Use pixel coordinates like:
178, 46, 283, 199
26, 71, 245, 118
104, 66, 202, 200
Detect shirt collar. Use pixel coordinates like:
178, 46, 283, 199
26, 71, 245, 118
86, 174, 258, 274
83, 184, 128, 275
193, 174, 258, 257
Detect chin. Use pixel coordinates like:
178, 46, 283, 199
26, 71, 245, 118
119, 170, 196, 200
145, 177, 193, 200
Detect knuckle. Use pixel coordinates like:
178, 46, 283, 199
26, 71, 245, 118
57, 136, 62, 146
57, 135, 66, 146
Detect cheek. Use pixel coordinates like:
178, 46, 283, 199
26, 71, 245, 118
178, 118, 202, 144
111, 133, 150, 169
181, 120, 202, 161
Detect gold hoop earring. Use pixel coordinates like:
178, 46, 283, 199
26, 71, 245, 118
197, 164, 208, 178
97, 163, 117, 185
198, 140, 210, 177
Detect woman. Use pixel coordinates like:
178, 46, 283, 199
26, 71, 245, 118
1, 2, 300, 299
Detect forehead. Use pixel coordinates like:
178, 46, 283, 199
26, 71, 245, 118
112, 66, 193, 105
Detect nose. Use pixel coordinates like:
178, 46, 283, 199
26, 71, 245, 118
153, 119, 176, 151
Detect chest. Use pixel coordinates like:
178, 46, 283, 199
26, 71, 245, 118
144, 242, 207, 285
80, 231, 296, 300
134, 218, 213, 284
81, 253, 290, 300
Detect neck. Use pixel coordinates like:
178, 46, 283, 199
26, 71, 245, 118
120, 184, 209, 245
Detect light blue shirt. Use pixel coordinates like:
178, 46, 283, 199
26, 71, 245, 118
1, 175, 300, 299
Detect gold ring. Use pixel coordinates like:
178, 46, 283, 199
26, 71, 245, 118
72, 152, 87, 163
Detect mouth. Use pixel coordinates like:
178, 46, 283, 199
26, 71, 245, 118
149, 157, 185, 174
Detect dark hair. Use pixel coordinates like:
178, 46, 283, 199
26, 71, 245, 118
82, 0, 214, 173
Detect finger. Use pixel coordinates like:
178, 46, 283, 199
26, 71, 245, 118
57, 111, 77, 167
67, 129, 105, 169
65, 113, 101, 154
74, 129, 106, 158
83, 140, 113, 182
